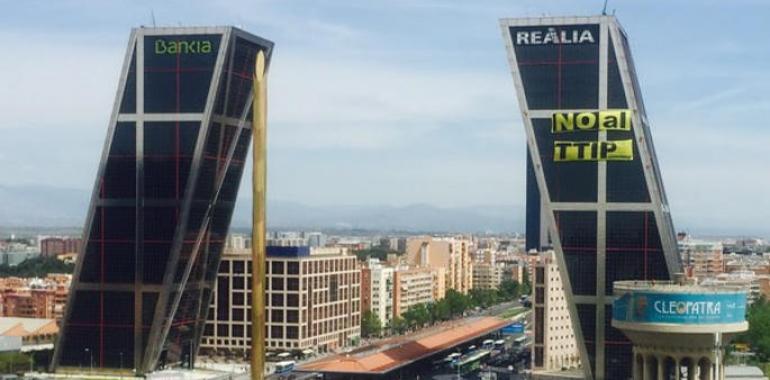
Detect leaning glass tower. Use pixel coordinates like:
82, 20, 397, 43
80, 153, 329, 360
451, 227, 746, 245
500, 16, 681, 379
52, 26, 273, 375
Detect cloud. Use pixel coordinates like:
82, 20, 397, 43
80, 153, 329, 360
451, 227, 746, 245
267, 51, 518, 150
0, 31, 123, 131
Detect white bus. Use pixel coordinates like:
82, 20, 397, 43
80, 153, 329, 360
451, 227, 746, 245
275, 360, 296, 374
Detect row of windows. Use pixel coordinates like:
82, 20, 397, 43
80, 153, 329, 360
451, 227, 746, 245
266, 259, 359, 275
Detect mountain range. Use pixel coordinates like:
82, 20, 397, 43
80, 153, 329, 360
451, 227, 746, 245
0, 184, 524, 233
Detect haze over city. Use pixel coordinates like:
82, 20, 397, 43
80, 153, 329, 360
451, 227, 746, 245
2, 2, 770, 380
1, 0, 768, 236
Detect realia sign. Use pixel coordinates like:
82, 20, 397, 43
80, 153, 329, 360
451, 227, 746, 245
613, 291, 747, 324
514, 27, 595, 45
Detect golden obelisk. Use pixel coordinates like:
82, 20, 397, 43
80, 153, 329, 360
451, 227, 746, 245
251, 50, 267, 380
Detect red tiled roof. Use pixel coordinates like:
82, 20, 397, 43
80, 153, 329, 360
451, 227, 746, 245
298, 316, 509, 374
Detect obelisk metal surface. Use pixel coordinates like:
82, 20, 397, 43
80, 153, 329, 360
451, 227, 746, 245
251, 50, 267, 380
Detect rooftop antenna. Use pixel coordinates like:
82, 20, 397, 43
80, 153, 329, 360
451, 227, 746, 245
150, 9, 156, 27
601, 0, 609, 15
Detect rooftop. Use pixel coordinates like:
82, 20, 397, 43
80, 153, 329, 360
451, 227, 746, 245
297, 316, 510, 374
614, 280, 747, 294
0, 317, 58, 337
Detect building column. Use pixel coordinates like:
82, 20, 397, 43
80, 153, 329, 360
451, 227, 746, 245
702, 361, 711, 380
658, 356, 665, 380
687, 358, 695, 380
633, 352, 640, 380
674, 358, 681, 380
642, 356, 651, 380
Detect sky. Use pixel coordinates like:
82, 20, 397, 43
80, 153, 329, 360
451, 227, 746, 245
0, 0, 768, 236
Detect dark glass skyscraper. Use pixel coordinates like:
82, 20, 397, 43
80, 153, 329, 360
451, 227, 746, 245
500, 16, 681, 379
52, 27, 273, 375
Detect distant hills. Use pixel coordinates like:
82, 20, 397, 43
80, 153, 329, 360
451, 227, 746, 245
0, 184, 524, 233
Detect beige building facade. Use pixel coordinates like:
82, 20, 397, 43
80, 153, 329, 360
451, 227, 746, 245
406, 236, 473, 294
472, 262, 505, 290
392, 267, 434, 317
201, 245, 361, 356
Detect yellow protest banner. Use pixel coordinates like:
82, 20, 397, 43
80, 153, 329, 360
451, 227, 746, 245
552, 109, 632, 133
553, 139, 633, 162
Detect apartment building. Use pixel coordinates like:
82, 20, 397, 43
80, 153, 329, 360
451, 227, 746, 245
362, 259, 394, 326
472, 262, 505, 290
0, 275, 71, 321
405, 236, 473, 294
532, 251, 581, 373
39, 237, 82, 258
679, 238, 725, 278
392, 267, 434, 317
201, 245, 361, 356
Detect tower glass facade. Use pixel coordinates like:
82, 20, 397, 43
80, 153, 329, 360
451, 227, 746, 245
501, 16, 680, 379
53, 27, 273, 374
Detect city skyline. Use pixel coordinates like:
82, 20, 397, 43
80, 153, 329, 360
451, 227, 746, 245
0, 1, 769, 237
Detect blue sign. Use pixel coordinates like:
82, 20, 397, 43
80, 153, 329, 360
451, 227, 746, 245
613, 291, 747, 324
501, 322, 525, 334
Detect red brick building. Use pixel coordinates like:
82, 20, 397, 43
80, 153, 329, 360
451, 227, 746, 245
40, 237, 82, 258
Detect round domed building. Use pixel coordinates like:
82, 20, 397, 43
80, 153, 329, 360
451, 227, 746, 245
612, 280, 748, 380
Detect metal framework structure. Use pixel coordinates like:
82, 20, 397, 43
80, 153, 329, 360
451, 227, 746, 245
52, 26, 273, 375
500, 16, 681, 379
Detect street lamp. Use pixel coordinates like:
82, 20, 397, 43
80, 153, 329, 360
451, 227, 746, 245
119, 352, 124, 379
84, 348, 93, 372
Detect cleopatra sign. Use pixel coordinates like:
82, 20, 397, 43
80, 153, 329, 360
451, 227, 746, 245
613, 291, 747, 325
550, 109, 634, 162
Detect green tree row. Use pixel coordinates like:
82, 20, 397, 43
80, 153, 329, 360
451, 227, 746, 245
361, 278, 529, 338
0, 256, 74, 277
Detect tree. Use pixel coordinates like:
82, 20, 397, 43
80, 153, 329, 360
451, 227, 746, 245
361, 310, 382, 338
402, 303, 431, 328
499, 279, 520, 301
445, 289, 471, 317
0, 256, 74, 277
430, 299, 451, 322
469, 288, 499, 308
520, 270, 532, 296
737, 297, 770, 361
389, 316, 407, 335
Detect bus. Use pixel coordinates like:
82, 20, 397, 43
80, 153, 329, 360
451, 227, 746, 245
275, 361, 296, 374
514, 336, 527, 346
451, 350, 491, 376
482, 339, 495, 350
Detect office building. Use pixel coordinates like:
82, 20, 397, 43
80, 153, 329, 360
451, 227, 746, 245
501, 16, 681, 379
224, 234, 251, 254
53, 27, 273, 374
532, 251, 581, 374
305, 232, 326, 248
200, 246, 361, 356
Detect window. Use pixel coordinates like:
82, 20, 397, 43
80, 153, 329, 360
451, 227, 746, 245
271, 261, 285, 275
